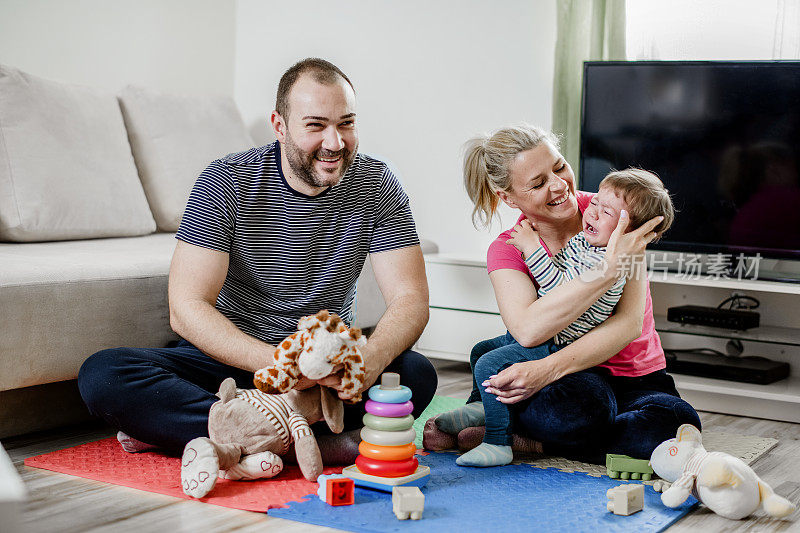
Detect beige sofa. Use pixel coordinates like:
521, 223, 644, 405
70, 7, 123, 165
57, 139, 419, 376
0, 65, 432, 438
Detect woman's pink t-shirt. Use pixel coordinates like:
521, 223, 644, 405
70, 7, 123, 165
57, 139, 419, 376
486, 190, 666, 377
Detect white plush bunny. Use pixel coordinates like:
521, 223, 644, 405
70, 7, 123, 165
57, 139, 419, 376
650, 424, 796, 520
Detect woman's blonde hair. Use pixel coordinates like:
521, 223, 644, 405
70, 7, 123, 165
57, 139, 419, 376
463, 124, 559, 227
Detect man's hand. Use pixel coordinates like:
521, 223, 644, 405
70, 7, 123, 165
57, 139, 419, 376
506, 219, 541, 260
310, 363, 346, 394
482, 358, 562, 404
296, 375, 324, 390
322, 344, 382, 401
357, 342, 384, 396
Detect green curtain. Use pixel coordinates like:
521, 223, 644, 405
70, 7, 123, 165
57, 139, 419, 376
552, 0, 627, 183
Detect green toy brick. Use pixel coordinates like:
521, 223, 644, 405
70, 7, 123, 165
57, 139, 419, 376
605, 454, 654, 481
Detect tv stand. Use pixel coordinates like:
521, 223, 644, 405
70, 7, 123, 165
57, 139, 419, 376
416, 252, 800, 423
649, 272, 800, 422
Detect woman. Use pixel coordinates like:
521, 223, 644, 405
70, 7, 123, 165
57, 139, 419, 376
426, 125, 700, 463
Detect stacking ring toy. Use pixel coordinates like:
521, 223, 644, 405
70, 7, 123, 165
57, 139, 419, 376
368, 384, 412, 404
358, 441, 416, 462
361, 426, 416, 447
365, 399, 413, 418
362, 413, 414, 431
355, 455, 418, 478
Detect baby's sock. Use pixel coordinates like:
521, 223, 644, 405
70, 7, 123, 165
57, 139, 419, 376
456, 442, 513, 467
422, 417, 456, 451
316, 429, 361, 465
117, 431, 158, 453
434, 403, 485, 435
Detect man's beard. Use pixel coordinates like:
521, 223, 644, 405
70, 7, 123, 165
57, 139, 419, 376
283, 131, 357, 190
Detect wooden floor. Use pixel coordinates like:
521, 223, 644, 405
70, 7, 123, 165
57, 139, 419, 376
5, 359, 800, 532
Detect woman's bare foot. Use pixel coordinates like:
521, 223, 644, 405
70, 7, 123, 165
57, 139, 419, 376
457, 426, 543, 454
434, 403, 485, 434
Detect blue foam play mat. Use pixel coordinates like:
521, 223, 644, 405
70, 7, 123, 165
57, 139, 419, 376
269, 451, 697, 532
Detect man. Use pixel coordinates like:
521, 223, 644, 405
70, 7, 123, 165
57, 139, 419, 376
78, 58, 436, 461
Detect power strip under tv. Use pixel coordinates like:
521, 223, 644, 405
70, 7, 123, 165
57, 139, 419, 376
667, 305, 760, 330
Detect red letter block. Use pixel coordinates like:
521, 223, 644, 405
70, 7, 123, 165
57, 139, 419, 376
326, 478, 355, 506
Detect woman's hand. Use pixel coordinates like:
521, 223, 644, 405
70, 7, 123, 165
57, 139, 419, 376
605, 211, 663, 278
482, 358, 562, 404
506, 219, 541, 260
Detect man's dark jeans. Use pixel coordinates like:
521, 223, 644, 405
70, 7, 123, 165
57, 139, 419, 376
78, 340, 437, 453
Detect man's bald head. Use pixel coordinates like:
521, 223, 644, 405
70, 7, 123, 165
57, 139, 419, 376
275, 58, 354, 120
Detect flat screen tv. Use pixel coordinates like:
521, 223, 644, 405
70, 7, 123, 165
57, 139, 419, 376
579, 61, 800, 270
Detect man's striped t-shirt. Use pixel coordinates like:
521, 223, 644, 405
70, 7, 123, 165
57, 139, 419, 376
524, 232, 626, 345
176, 141, 419, 345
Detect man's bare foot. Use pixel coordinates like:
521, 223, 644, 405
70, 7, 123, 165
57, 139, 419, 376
422, 417, 456, 451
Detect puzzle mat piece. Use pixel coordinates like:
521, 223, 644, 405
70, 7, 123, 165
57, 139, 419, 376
418, 395, 778, 484
269, 451, 696, 533
18, 394, 459, 512
24, 437, 343, 512
517, 430, 778, 485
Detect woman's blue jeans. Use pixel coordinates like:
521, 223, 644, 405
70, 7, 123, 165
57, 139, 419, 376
78, 340, 437, 453
468, 333, 701, 463
470, 332, 562, 446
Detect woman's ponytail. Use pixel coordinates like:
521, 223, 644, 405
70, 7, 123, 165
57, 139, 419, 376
463, 135, 497, 228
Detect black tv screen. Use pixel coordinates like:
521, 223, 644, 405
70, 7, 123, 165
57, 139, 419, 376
580, 61, 800, 261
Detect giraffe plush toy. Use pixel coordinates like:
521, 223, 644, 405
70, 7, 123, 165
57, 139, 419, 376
254, 310, 367, 402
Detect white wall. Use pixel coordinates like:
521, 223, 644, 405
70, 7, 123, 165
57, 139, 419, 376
234, 0, 557, 255
0, 0, 556, 254
0, 0, 236, 96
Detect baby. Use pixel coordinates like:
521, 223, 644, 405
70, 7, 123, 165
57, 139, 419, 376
445, 168, 674, 467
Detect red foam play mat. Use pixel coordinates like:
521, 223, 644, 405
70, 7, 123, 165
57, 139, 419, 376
24, 437, 343, 512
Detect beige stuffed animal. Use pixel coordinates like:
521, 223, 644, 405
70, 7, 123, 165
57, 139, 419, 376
255, 310, 367, 402
181, 378, 344, 498
650, 424, 796, 520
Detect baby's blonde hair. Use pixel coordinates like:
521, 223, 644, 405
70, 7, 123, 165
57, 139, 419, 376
600, 168, 674, 239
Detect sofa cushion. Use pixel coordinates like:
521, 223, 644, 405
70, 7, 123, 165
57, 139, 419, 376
0, 234, 178, 391
0, 65, 156, 241
119, 86, 254, 231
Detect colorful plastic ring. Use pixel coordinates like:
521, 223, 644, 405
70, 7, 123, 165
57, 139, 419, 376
362, 413, 414, 431
365, 400, 413, 418
358, 441, 416, 462
368, 384, 412, 404
355, 455, 419, 478
360, 426, 416, 447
